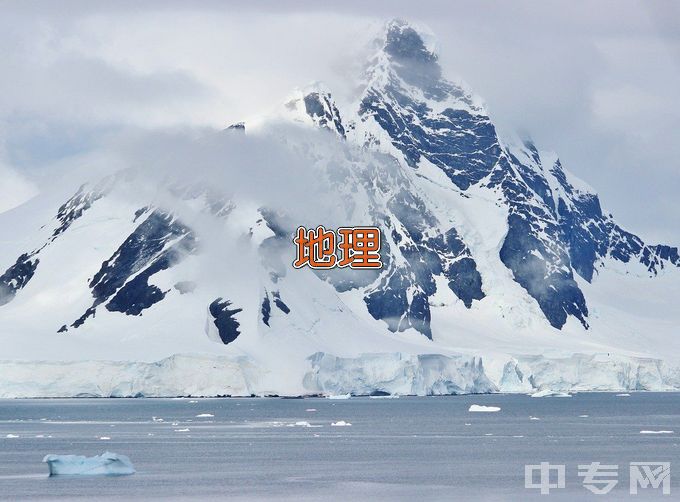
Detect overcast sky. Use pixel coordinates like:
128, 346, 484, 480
1, 0, 679, 243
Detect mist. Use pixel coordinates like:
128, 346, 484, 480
1, 0, 678, 243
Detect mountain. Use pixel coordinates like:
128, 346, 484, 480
1, 20, 679, 397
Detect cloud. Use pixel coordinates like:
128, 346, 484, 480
0, 163, 38, 214
0, 0, 678, 243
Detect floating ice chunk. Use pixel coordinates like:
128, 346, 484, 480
188, 400, 198, 403
468, 405, 500, 412
531, 389, 571, 398
327, 394, 351, 400
43, 452, 135, 476
639, 430, 674, 434
99, 437, 111, 440
294, 421, 316, 427
195, 413, 214, 418
579, 415, 589, 418
331, 420, 352, 426
281, 421, 322, 428
6, 434, 19, 438
174, 428, 190, 432
616, 393, 631, 397
306, 408, 317, 412
151, 417, 163, 422
529, 416, 540, 420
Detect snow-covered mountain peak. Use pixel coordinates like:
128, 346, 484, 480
382, 19, 438, 63
1, 20, 680, 397
359, 19, 485, 116
281, 84, 346, 138
240, 18, 680, 335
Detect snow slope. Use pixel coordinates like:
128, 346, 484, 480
0, 20, 679, 397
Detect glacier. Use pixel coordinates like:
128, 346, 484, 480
0, 20, 679, 397
0, 355, 259, 398
0, 351, 678, 398
43, 452, 135, 476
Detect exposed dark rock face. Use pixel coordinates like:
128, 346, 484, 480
261, 295, 271, 327
209, 298, 243, 344
351, 21, 679, 330
297, 87, 485, 338
226, 122, 245, 132
0, 254, 39, 306
303, 91, 346, 138
52, 184, 108, 240
272, 291, 290, 314
72, 209, 197, 327
261, 290, 290, 327
0, 181, 110, 308
364, 223, 484, 340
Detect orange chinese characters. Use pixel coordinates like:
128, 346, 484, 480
293, 226, 337, 269
293, 226, 382, 269
337, 227, 382, 268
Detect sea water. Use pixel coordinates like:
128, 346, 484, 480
0, 393, 677, 500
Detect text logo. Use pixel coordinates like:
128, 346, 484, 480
525, 462, 565, 494
524, 461, 671, 495
293, 226, 382, 269
578, 462, 618, 494
630, 462, 671, 495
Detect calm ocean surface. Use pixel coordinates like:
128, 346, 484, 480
0, 393, 678, 500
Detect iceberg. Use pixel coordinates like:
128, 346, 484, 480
326, 393, 351, 400
43, 452, 135, 476
293, 421, 321, 428
468, 405, 501, 412
530, 389, 572, 398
